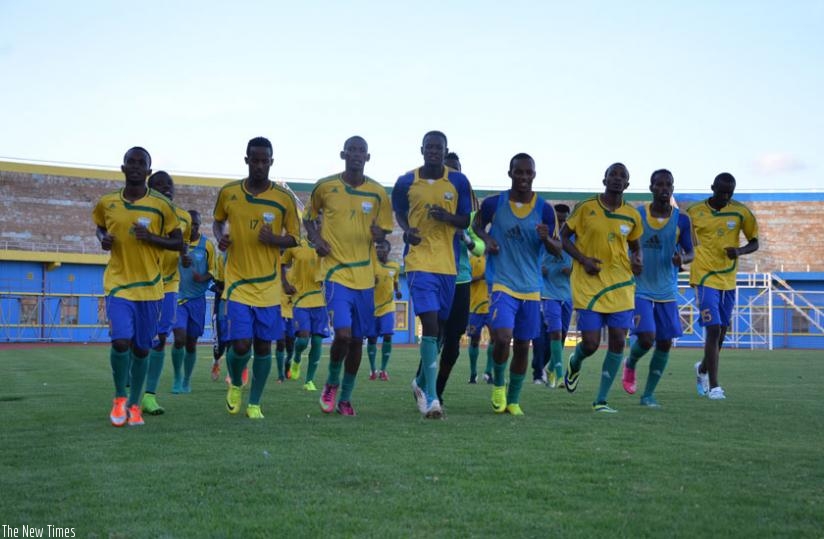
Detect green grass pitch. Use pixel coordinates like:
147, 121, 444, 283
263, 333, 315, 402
1, 345, 822, 537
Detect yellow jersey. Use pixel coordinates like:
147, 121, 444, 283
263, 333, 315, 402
686, 199, 758, 290
308, 174, 393, 289
161, 203, 192, 293
374, 259, 401, 317
469, 255, 489, 315
566, 196, 643, 312
92, 188, 180, 301
282, 240, 325, 309
213, 179, 301, 307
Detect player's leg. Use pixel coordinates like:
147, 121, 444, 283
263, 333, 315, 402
564, 310, 604, 393
593, 311, 632, 412
436, 281, 469, 403
505, 299, 541, 415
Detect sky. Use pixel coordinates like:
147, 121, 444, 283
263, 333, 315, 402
1, 1, 822, 193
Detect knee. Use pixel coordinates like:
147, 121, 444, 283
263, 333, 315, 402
112, 339, 130, 353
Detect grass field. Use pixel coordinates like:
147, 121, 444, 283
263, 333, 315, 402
1, 344, 822, 538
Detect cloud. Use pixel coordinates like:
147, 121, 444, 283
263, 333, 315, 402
753, 153, 807, 175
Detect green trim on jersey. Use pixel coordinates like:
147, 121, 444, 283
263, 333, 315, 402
325, 258, 371, 282
698, 262, 737, 287
586, 278, 636, 311
294, 289, 322, 307
110, 273, 163, 297
225, 270, 279, 302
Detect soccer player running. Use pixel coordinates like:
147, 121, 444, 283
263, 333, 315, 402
533, 203, 574, 388
366, 239, 402, 381
393, 131, 472, 419
621, 170, 694, 406
93, 147, 182, 426
213, 136, 300, 419
171, 210, 217, 394
433, 152, 484, 405
305, 136, 392, 416
472, 153, 559, 416
562, 163, 643, 413
281, 237, 330, 391
141, 171, 191, 415
686, 173, 758, 400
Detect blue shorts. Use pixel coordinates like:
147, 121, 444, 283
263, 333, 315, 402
489, 291, 542, 341
156, 291, 177, 337
695, 285, 735, 327
407, 271, 455, 321
370, 312, 395, 338
282, 316, 295, 339
293, 306, 330, 337
467, 312, 490, 338
631, 298, 683, 340
541, 298, 573, 333
174, 297, 207, 338
227, 300, 284, 341
324, 282, 374, 339
106, 296, 161, 351
576, 309, 633, 331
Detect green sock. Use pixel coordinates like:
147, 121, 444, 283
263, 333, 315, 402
507, 372, 525, 404
570, 342, 592, 372
110, 348, 130, 398
550, 340, 564, 377
339, 371, 357, 402
421, 336, 439, 401
493, 356, 508, 388
642, 349, 669, 398
275, 350, 285, 379
367, 343, 377, 372
145, 348, 165, 394
380, 341, 392, 371
484, 343, 494, 374
228, 347, 251, 387
248, 354, 272, 405
286, 342, 294, 363
326, 359, 343, 386
127, 352, 149, 407
595, 351, 624, 404
626, 341, 649, 369
183, 350, 196, 384
468, 345, 479, 376
294, 337, 309, 365
171, 346, 184, 384
306, 336, 322, 383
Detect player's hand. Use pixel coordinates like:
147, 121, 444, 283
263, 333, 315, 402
631, 252, 643, 276
218, 235, 232, 252
535, 223, 550, 240
181, 254, 192, 268
428, 205, 450, 222
485, 238, 500, 255
258, 226, 279, 246
582, 256, 602, 275
672, 252, 683, 267
100, 233, 114, 251
283, 282, 297, 295
314, 239, 332, 257
403, 228, 422, 246
725, 247, 740, 260
395, 290, 402, 300
133, 223, 151, 242
370, 220, 386, 242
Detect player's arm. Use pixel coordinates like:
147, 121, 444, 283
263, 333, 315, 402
538, 202, 562, 256
281, 261, 297, 296
561, 223, 601, 275
674, 214, 695, 267
96, 226, 114, 251
134, 224, 184, 252
726, 238, 758, 260
471, 197, 498, 254
258, 227, 298, 249
629, 238, 643, 275
391, 176, 421, 245
303, 216, 331, 256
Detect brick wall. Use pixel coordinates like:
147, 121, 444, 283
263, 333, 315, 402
1, 169, 822, 272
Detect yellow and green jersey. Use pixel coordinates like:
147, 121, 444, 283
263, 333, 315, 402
161, 203, 192, 293
213, 179, 301, 307
374, 259, 401, 317
686, 199, 758, 290
308, 174, 392, 290
280, 279, 294, 319
469, 255, 489, 315
392, 167, 472, 275
566, 196, 643, 312
92, 187, 180, 301
282, 240, 325, 309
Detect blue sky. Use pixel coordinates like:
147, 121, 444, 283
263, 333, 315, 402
1, 1, 821, 193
